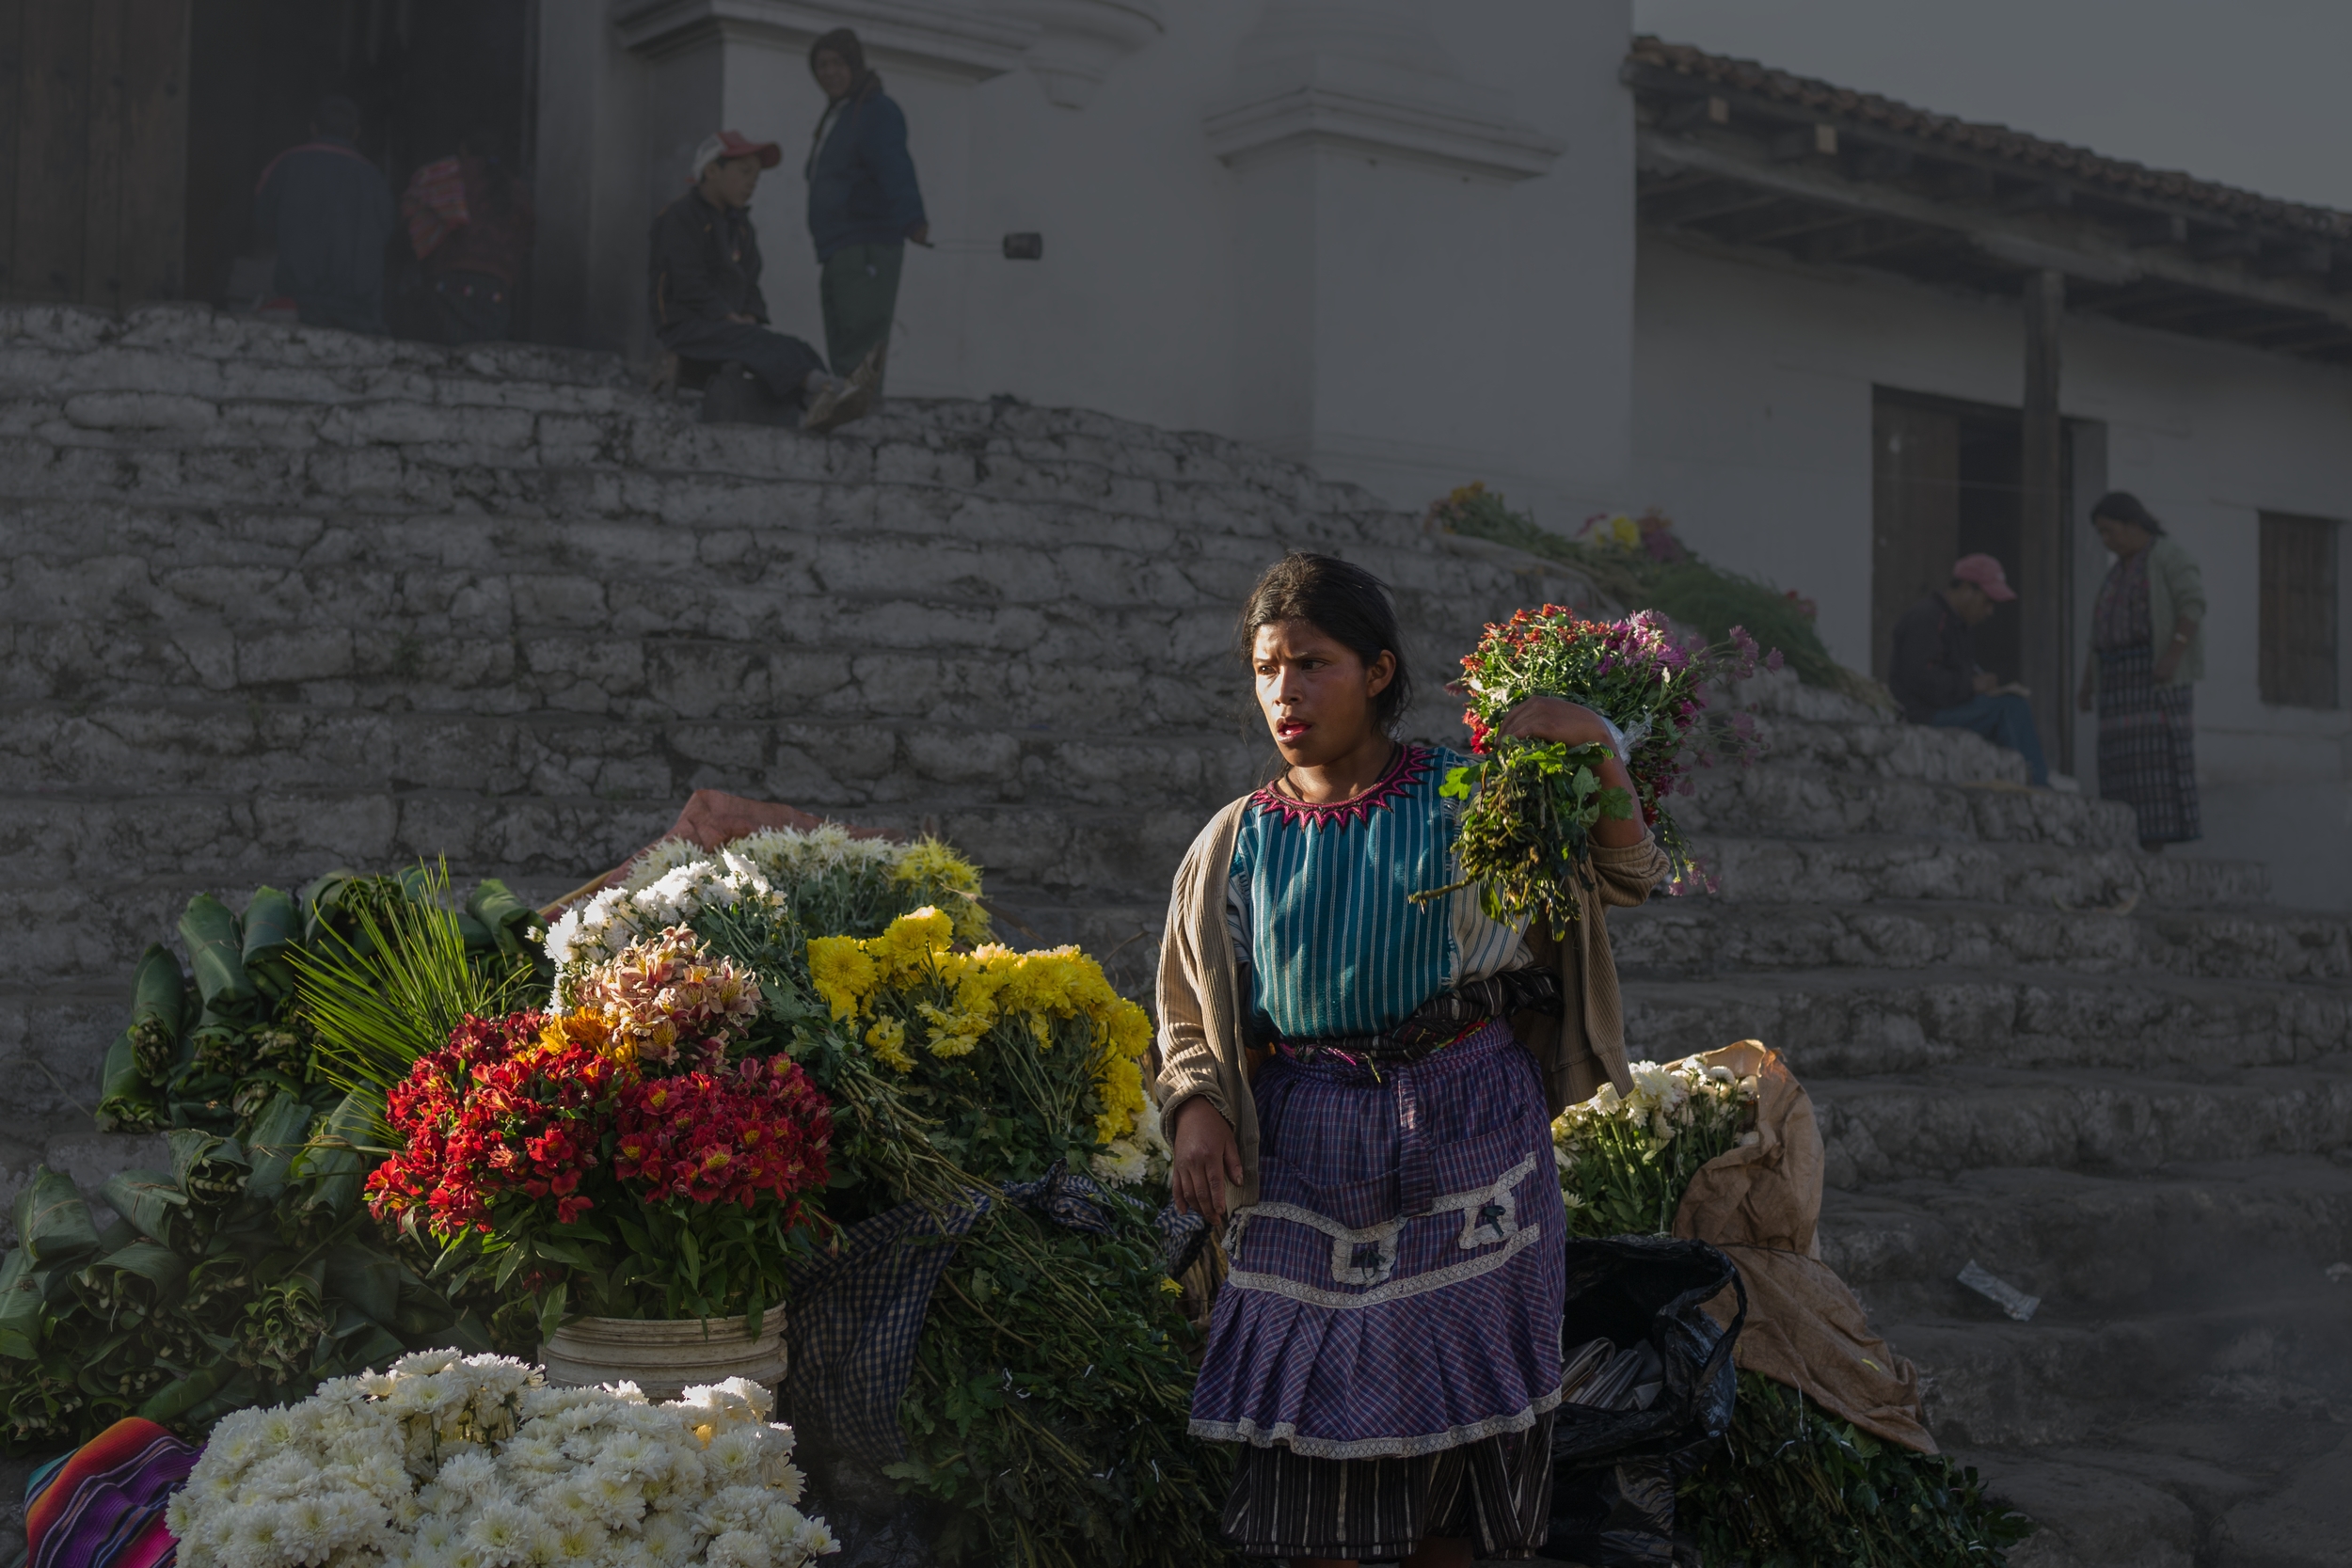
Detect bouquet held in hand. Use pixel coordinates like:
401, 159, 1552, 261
1430, 607, 1766, 932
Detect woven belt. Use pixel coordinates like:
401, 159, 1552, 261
1277, 967, 1562, 1068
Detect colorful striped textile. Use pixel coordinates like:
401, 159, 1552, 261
23, 1418, 199, 1568
1229, 743, 1528, 1039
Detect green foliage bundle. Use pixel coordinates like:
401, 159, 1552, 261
0, 1095, 485, 1455
1682, 1370, 2032, 1567
891, 1208, 1230, 1568
99, 870, 548, 1136
1430, 483, 1891, 708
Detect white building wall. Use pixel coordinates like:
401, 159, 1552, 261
1630, 236, 2352, 909
533, 0, 1639, 520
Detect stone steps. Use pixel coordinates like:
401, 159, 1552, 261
0, 706, 2170, 863
1614, 897, 2352, 981
1819, 1156, 2352, 1307
1688, 833, 2271, 907
1678, 766, 2136, 847
1629, 969, 2352, 1080
1807, 1060, 2352, 1185
1891, 1279, 2352, 1450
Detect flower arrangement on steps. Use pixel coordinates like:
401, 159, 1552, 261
1554, 1049, 2033, 1566
14, 815, 1219, 1568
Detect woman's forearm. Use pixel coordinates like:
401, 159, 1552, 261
1591, 753, 1646, 847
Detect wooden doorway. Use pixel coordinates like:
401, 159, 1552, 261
0, 0, 193, 309
1872, 387, 2077, 770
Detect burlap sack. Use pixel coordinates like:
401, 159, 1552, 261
1671, 1040, 1936, 1454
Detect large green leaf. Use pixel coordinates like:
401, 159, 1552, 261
241, 886, 301, 1001
128, 943, 188, 1077
177, 895, 257, 1020
135, 1363, 230, 1425
15, 1169, 99, 1266
295, 1092, 384, 1219
167, 1130, 249, 1212
322, 1242, 402, 1326
96, 1032, 161, 1132
242, 1093, 314, 1205
0, 1249, 53, 1357
464, 879, 541, 958
88, 1243, 190, 1303
99, 1170, 190, 1249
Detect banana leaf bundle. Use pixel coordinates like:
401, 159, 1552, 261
97, 873, 551, 1138
0, 1092, 487, 1453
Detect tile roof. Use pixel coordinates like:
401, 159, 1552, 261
1629, 35, 2352, 241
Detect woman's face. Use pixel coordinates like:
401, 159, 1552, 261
2093, 513, 2153, 558
1251, 619, 1394, 769
814, 50, 854, 101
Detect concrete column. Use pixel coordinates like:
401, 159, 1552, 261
2022, 269, 2068, 770
1204, 0, 1631, 519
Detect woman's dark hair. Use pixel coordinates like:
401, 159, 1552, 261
808, 27, 881, 100
1238, 552, 1414, 734
2090, 490, 2164, 535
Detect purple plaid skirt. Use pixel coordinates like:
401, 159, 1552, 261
1189, 1019, 1566, 1460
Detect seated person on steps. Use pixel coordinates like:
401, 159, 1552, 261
649, 131, 878, 433
1888, 553, 2050, 787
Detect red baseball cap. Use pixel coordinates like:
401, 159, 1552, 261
1951, 553, 2017, 601
691, 131, 782, 180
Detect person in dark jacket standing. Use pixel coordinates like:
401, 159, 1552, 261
1887, 554, 2050, 785
805, 29, 927, 388
650, 130, 873, 433
254, 97, 396, 334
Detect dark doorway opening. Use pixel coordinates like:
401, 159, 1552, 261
183, 0, 533, 329
1872, 386, 2079, 769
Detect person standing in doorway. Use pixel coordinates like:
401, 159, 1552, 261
804, 28, 928, 389
402, 128, 537, 344
651, 131, 875, 433
254, 97, 396, 334
2077, 492, 2205, 850
1887, 554, 2051, 786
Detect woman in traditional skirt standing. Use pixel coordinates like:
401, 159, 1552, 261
2076, 492, 2206, 850
1158, 553, 1667, 1564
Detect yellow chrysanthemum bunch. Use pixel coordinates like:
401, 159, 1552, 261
805, 908, 1153, 1148
888, 840, 991, 942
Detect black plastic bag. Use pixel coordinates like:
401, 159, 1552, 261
1546, 1236, 1745, 1566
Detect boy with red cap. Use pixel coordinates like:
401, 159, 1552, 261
649, 130, 877, 432
1887, 553, 2050, 785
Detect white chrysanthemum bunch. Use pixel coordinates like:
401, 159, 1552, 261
1553, 1055, 1759, 1173
726, 824, 900, 885
546, 851, 774, 996
166, 1351, 837, 1568
1089, 1093, 1171, 1189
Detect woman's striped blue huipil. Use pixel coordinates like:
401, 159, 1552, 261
1227, 742, 1531, 1039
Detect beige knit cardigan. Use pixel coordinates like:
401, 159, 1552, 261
1153, 795, 1670, 1215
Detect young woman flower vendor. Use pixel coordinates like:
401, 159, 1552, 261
1158, 553, 1668, 1565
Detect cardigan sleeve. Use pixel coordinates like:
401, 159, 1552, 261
1154, 806, 1239, 1129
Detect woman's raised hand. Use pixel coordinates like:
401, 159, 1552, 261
1491, 695, 1613, 747
1170, 1097, 1244, 1227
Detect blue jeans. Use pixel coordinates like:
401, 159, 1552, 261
1930, 692, 2048, 786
